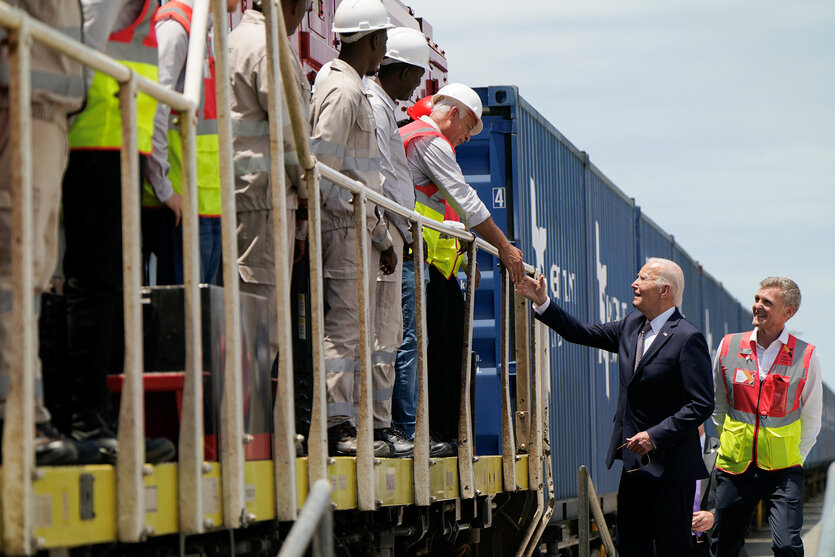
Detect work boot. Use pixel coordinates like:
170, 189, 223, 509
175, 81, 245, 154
374, 426, 414, 458
0, 420, 87, 466
71, 410, 176, 464
328, 422, 392, 457
429, 434, 456, 458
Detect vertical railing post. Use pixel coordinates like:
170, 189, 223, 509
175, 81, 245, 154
458, 240, 477, 499
178, 104, 206, 533
517, 310, 545, 557
2, 16, 35, 556
499, 265, 517, 491
211, 0, 246, 529
353, 191, 375, 511
514, 293, 532, 453
263, 0, 298, 522
525, 320, 555, 557
305, 167, 328, 485
578, 465, 590, 557
116, 71, 146, 543
412, 220, 431, 506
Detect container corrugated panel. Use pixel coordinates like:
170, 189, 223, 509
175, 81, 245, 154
700, 271, 742, 357
671, 243, 702, 330
513, 90, 596, 501
637, 212, 673, 264
807, 384, 835, 466
585, 163, 637, 495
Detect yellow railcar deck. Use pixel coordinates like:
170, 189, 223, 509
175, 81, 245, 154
1, 455, 529, 550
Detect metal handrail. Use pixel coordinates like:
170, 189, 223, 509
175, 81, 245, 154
277, 479, 334, 557
578, 465, 617, 557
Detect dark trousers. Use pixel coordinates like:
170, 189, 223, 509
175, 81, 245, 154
617, 470, 695, 557
710, 467, 804, 557
62, 151, 144, 419
425, 265, 464, 441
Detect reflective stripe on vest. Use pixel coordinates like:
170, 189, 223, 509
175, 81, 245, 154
141, 1, 221, 217
68, 0, 158, 154
716, 331, 814, 474
399, 119, 463, 279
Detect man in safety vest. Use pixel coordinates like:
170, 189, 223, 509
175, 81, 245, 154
710, 277, 822, 556
310, 0, 397, 457
228, 0, 311, 358
0, 0, 87, 465
143, 0, 238, 285
400, 83, 524, 443
61, 0, 175, 464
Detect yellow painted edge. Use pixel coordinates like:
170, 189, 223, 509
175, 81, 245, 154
144, 463, 178, 535
32, 465, 117, 548
474, 456, 503, 495
202, 462, 223, 528
328, 457, 357, 510
429, 457, 459, 501
296, 456, 309, 508
516, 455, 529, 490
375, 458, 414, 507
245, 460, 275, 522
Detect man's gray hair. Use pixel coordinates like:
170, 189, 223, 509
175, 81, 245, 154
431, 97, 466, 119
760, 276, 802, 311
646, 257, 684, 307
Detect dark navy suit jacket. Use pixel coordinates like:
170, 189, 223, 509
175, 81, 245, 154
537, 301, 714, 482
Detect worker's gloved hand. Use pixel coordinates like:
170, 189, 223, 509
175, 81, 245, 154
379, 246, 397, 276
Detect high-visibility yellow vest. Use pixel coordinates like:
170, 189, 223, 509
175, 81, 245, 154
716, 331, 815, 474
399, 119, 463, 279
141, 0, 221, 217
68, 0, 158, 154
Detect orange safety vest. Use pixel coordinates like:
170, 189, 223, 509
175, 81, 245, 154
68, 0, 158, 154
399, 119, 463, 278
141, 0, 221, 217
715, 331, 815, 474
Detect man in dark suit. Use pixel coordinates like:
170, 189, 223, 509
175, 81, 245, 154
515, 257, 714, 556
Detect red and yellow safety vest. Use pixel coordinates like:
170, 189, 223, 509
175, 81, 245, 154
141, 0, 221, 217
716, 331, 815, 474
399, 119, 463, 279
68, 0, 158, 154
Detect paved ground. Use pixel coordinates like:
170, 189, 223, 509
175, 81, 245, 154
743, 492, 823, 556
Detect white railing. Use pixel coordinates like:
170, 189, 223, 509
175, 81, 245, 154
0, 0, 553, 554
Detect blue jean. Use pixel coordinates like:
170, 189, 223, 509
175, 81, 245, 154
173, 216, 221, 285
392, 258, 417, 437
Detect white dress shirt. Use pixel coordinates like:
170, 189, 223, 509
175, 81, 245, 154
712, 327, 823, 462
404, 115, 491, 228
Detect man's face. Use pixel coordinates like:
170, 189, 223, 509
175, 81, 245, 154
440, 107, 478, 147
367, 29, 388, 76
630, 263, 666, 317
752, 286, 794, 332
394, 65, 423, 101
226, 0, 238, 13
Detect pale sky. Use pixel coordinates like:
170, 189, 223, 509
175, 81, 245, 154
414, 0, 835, 387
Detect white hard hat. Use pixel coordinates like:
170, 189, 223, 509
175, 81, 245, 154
382, 27, 430, 69
332, 0, 394, 35
432, 83, 483, 136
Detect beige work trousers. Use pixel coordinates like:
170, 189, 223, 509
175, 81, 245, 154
323, 226, 380, 427
372, 231, 403, 428
0, 113, 67, 422
238, 207, 296, 356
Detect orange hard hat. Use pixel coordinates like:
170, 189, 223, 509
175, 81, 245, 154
407, 95, 433, 121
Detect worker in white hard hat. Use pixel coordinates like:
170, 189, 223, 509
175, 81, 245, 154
365, 27, 451, 458
310, 0, 397, 457
398, 83, 525, 443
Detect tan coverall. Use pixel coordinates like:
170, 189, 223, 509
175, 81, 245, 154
309, 58, 392, 427
229, 9, 310, 355
0, 0, 85, 421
